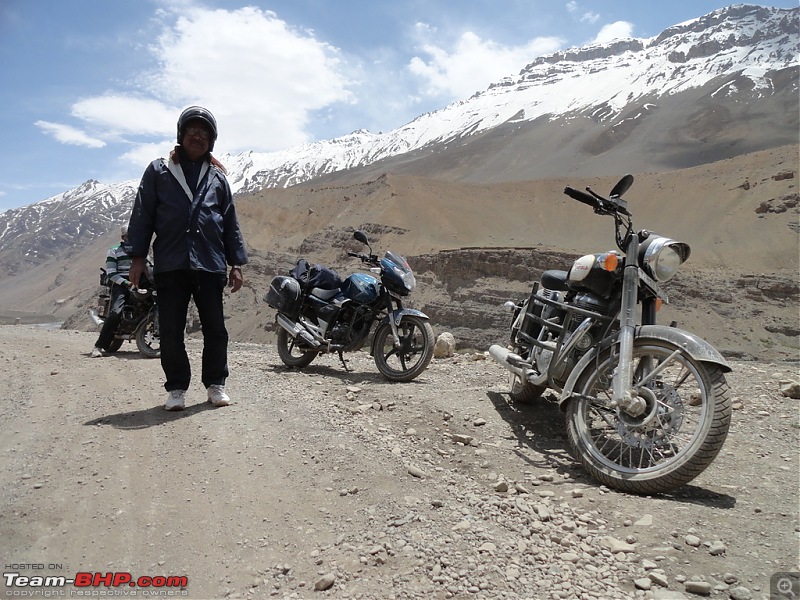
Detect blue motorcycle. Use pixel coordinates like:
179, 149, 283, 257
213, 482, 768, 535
266, 230, 434, 382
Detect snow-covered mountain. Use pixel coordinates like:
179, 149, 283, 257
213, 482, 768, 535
0, 4, 796, 274
220, 4, 798, 194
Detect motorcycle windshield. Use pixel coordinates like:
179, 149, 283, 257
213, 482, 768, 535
381, 251, 416, 294
383, 251, 411, 274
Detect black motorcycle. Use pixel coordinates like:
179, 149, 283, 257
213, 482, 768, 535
488, 175, 732, 494
266, 230, 435, 382
89, 268, 160, 358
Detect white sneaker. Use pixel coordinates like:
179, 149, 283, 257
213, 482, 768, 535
207, 384, 230, 407
164, 389, 186, 411
90, 347, 105, 358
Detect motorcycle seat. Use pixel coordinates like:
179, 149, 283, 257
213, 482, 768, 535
541, 269, 569, 291
310, 287, 340, 300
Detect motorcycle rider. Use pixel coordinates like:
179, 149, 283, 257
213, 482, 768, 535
127, 105, 248, 411
90, 225, 134, 357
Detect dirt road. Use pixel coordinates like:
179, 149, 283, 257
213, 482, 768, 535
1, 325, 798, 599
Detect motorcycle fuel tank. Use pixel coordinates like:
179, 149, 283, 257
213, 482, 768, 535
567, 253, 618, 298
341, 273, 379, 304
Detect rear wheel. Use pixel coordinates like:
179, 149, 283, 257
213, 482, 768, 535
565, 339, 731, 494
508, 345, 545, 403
135, 312, 160, 358
510, 375, 546, 403
373, 316, 434, 382
276, 328, 317, 368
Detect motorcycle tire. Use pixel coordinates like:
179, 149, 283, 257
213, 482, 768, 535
564, 339, 731, 495
105, 338, 124, 353
276, 328, 317, 368
373, 316, 434, 382
510, 376, 546, 404
135, 313, 160, 358
508, 346, 545, 403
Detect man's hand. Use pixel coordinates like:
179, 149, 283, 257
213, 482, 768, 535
129, 257, 147, 288
228, 266, 243, 293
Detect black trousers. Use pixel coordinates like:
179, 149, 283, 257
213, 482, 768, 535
154, 270, 229, 392
95, 284, 128, 350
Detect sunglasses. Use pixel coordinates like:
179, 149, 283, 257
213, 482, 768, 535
185, 126, 210, 141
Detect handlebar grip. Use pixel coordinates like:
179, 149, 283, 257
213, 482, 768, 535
563, 186, 597, 208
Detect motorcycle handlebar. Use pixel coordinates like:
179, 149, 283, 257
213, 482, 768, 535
563, 186, 631, 217
348, 251, 378, 264
563, 186, 597, 208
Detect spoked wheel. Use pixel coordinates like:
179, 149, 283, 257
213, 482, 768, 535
276, 328, 317, 368
136, 312, 160, 358
565, 339, 731, 494
373, 316, 434, 382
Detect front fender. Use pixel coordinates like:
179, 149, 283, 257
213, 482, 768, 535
382, 307, 429, 327
559, 325, 731, 408
635, 325, 730, 372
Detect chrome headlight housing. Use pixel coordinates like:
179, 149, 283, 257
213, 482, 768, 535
638, 236, 690, 282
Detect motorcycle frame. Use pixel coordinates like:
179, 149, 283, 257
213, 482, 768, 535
517, 226, 662, 418
285, 283, 399, 353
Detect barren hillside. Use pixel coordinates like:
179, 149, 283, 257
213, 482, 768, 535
0, 145, 797, 361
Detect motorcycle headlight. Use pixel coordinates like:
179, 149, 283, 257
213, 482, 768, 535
396, 266, 416, 291
638, 236, 690, 282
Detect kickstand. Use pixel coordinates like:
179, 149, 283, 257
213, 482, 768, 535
337, 351, 352, 372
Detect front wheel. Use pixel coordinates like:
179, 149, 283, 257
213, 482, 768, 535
565, 339, 731, 494
276, 328, 317, 368
373, 316, 434, 382
136, 312, 160, 358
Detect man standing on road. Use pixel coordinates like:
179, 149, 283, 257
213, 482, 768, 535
127, 106, 248, 411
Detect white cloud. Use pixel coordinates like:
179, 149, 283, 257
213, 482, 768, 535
35, 121, 106, 148
119, 141, 176, 169
145, 6, 352, 151
566, 1, 600, 24
408, 24, 564, 100
71, 96, 177, 137
593, 21, 635, 44
57, 4, 353, 166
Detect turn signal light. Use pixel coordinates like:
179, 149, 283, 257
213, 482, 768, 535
602, 252, 620, 272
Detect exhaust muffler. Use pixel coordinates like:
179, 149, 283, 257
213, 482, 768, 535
276, 313, 321, 348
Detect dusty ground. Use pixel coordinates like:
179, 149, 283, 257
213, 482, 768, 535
1, 324, 798, 600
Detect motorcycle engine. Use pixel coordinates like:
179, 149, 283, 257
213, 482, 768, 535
531, 292, 611, 383
572, 292, 611, 315
330, 323, 350, 344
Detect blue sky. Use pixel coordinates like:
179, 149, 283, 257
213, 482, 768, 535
0, 1, 795, 212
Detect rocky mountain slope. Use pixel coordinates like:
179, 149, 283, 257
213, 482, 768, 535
4, 144, 796, 364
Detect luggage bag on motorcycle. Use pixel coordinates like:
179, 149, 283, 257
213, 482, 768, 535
265, 276, 302, 316
290, 259, 342, 292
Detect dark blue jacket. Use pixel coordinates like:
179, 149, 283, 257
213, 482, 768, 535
127, 155, 248, 274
